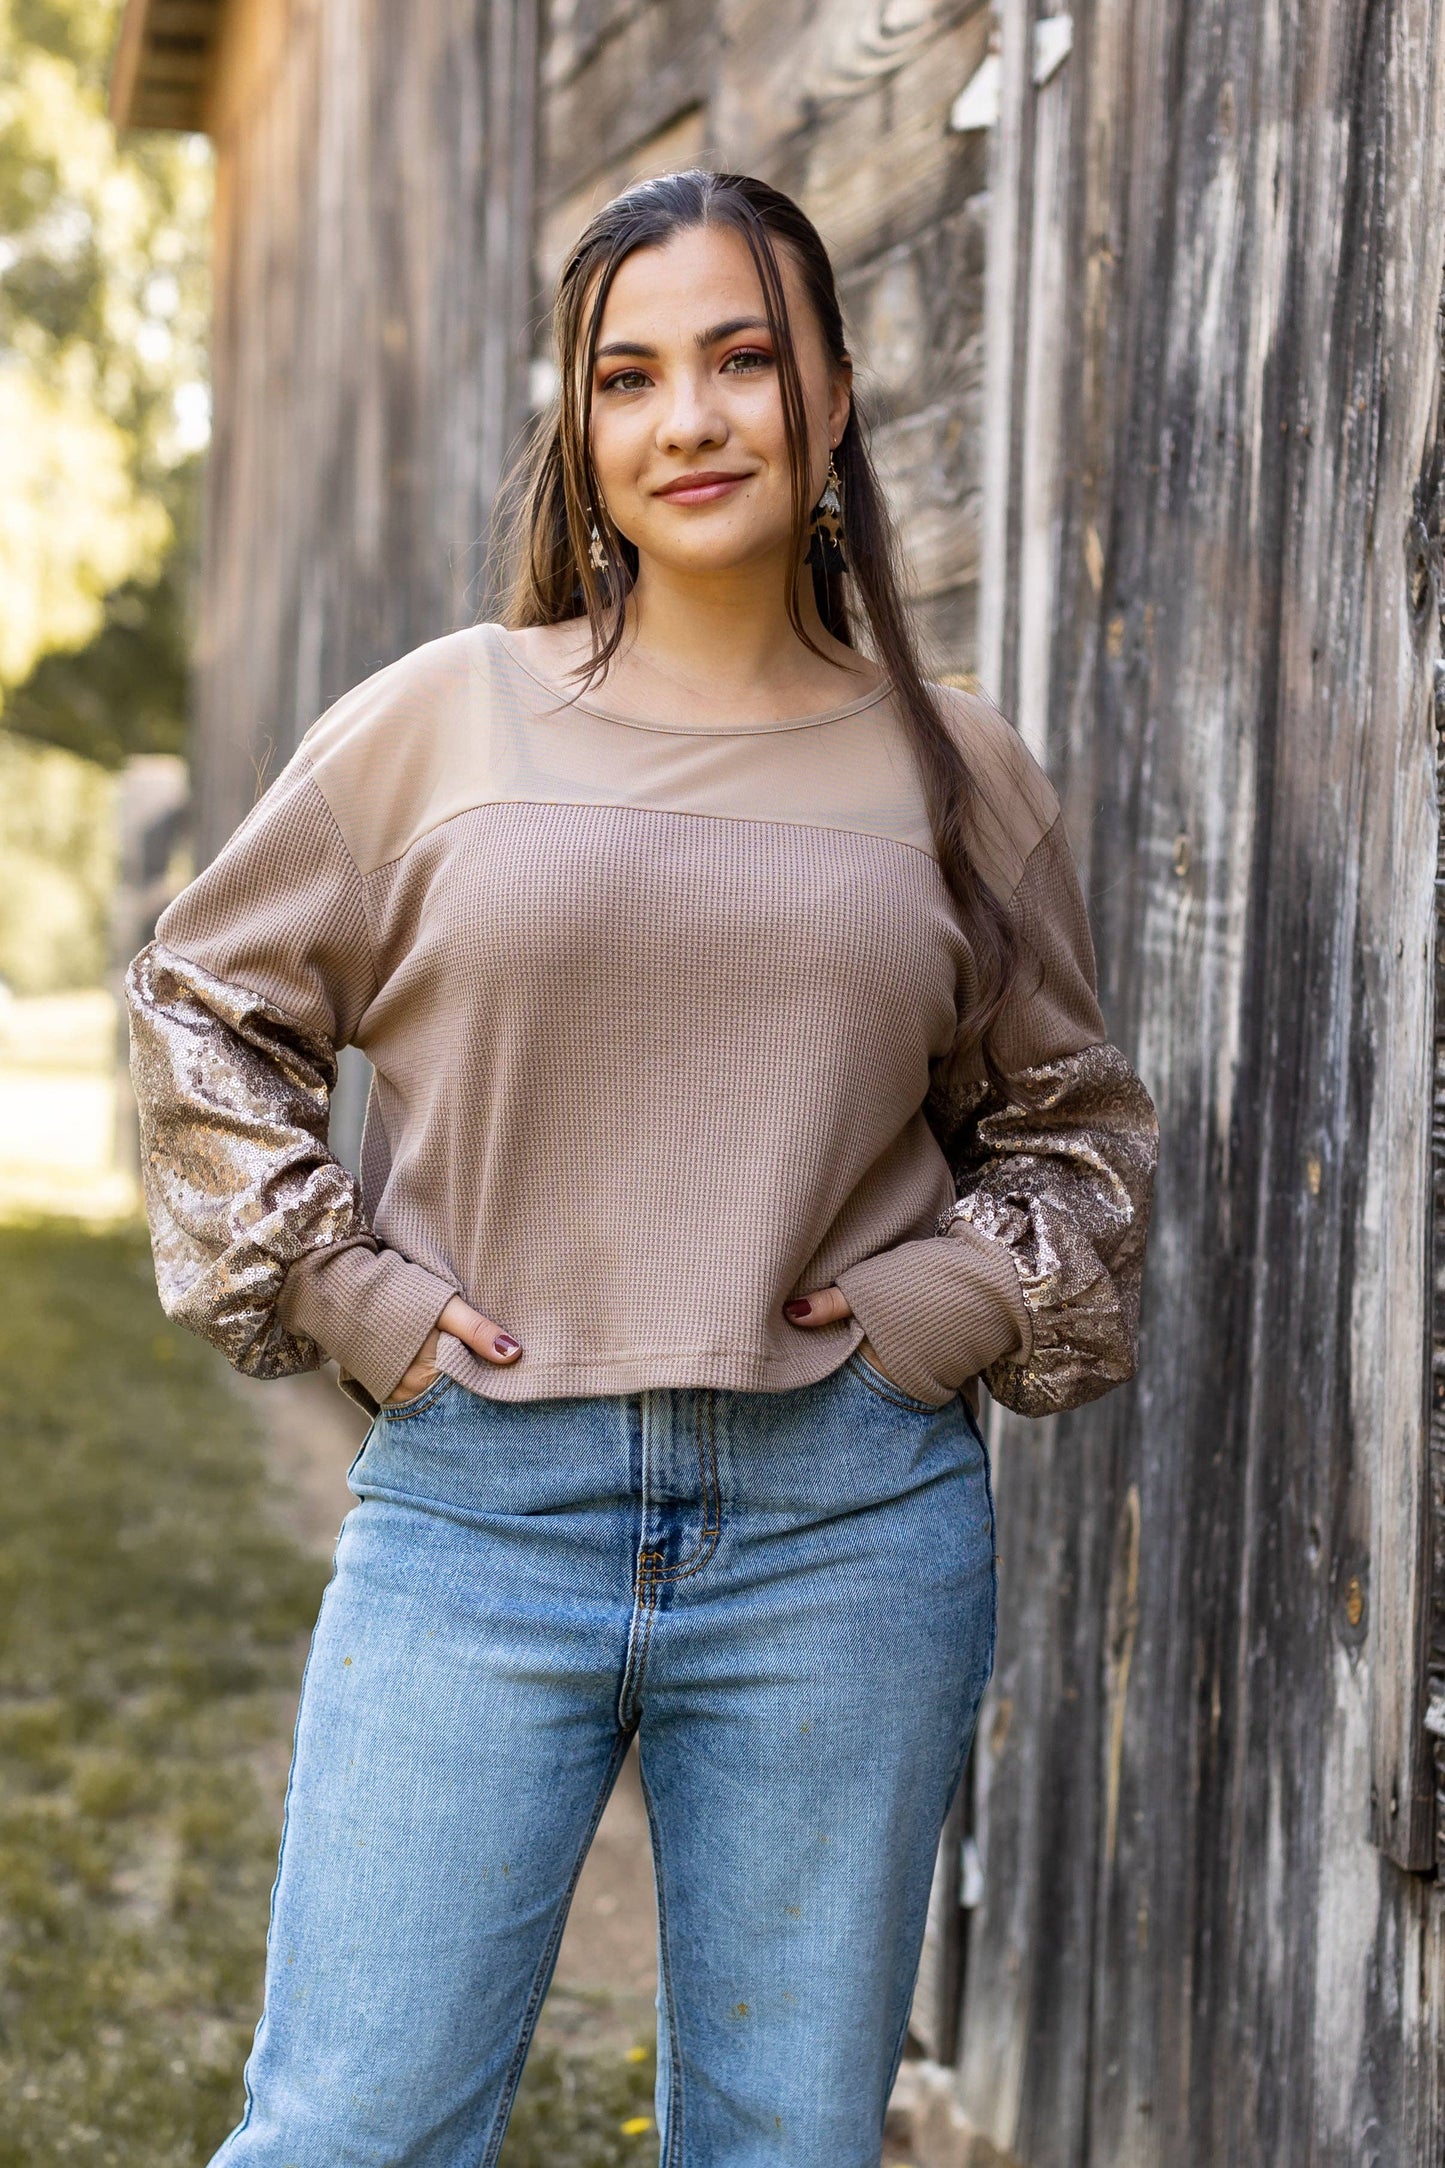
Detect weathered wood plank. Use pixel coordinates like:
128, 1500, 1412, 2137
537, 106, 707, 300
714, 0, 984, 183
782, 18, 993, 271
1420, 254, 1445, 1872
962, 0, 1445, 2159
195, 0, 537, 857
540, 0, 716, 206
872, 396, 984, 600
110, 0, 227, 129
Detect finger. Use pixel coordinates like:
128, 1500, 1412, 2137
385, 1353, 440, 1404
781, 1285, 853, 1329
437, 1294, 522, 1364
386, 1370, 433, 1405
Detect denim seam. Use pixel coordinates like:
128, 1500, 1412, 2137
620, 1395, 722, 1725
475, 1727, 633, 2168
620, 1560, 661, 1730
379, 1372, 454, 1421
641, 1760, 687, 2168
883, 1679, 995, 2117
224, 1538, 348, 2146
658, 1390, 721, 1583
845, 1350, 947, 1416
980, 1431, 999, 1677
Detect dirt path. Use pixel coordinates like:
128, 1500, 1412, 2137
234, 1364, 661, 2059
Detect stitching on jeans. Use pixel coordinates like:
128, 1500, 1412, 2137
226, 1557, 347, 2137
619, 1391, 722, 1728
640, 1759, 688, 2168
475, 1729, 633, 2168
980, 1432, 999, 1678
659, 1390, 721, 1582
380, 1373, 453, 1421
619, 1551, 662, 1729
845, 1350, 948, 1417
632, 1561, 661, 1714
619, 1400, 662, 1728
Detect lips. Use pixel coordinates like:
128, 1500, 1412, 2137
653, 471, 750, 503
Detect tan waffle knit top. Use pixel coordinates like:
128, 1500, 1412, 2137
126, 622, 1156, 1416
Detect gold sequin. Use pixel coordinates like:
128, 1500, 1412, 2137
125, 941, 373, 1378
928, 1042, 1158, 1416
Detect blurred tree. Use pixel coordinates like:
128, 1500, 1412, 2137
0, 0, 210, 766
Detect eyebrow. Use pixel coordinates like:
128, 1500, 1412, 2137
594, 316, 772, 361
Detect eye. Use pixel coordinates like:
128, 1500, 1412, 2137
721, 347, 772, 375
599, 368, 652, 394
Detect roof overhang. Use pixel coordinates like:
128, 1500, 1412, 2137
110, 0, 227, 132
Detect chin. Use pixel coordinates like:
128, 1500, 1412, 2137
634, 530, 792, 581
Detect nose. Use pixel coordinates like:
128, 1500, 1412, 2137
656, 367, 726, 455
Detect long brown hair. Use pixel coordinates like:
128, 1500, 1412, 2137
497, 168, 1020, 1085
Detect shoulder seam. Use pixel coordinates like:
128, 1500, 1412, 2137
1001, 809, 1068, 909
291, 764, 381, 1013
355, 794, 945, 877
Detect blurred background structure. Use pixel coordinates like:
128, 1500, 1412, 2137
3, 0, 1445, 2159
0, 0, 204, 1222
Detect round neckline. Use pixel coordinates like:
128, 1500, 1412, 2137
492, 624, 895, 736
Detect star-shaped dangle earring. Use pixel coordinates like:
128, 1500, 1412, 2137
806, 455, 847, 576
588, 518, 609, 573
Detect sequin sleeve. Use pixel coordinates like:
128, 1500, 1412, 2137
124, 753, 458, 1404
836, 811, 1157, 1412
935, 1043, 1157, 1416
930, 808, 1157, 1414
126, 939, 367, 1378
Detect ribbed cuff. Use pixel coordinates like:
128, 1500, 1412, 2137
277, 1240, 458, 1405
834, 1223, 1031, 1406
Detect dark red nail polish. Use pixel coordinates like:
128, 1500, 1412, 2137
494, 1334, 519, 1355
784, 1299, 811, 1320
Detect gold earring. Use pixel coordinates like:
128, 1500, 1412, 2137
806, 456, 846, 576
588, 518, 609, 573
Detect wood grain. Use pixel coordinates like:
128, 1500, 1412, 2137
193, 0, 537, 863
964, 0, 1445, 2159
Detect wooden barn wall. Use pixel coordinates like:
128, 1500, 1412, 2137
958, 1, 1445, 2163
538, 0, 998, 682
194, 0, 537, 858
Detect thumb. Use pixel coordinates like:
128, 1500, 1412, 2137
437, 1294, 522, 1365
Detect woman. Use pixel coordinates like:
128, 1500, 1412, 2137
128, 170, 1156, 2167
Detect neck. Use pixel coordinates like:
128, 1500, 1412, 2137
620, 547, 850, 700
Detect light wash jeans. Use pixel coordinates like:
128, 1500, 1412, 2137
211, 1347, 996, 2168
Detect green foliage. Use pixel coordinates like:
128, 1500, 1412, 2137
0, 733, 117, 990
0, 0, 210, 758
0, 1220, 661, 2165
1, 455, 197, 768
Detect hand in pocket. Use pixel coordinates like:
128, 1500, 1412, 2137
383, 1295, 522, 1406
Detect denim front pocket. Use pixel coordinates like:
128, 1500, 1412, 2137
378, 1372, 455, 1421
845, 1346, 958, 1415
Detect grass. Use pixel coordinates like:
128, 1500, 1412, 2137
0, 1219, 657, 2165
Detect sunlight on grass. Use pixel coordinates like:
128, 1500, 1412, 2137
0, 990, 137, 1222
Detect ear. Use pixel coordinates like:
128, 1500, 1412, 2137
828, 353, 854, 448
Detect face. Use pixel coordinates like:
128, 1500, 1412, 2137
585, 221, 851, 581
